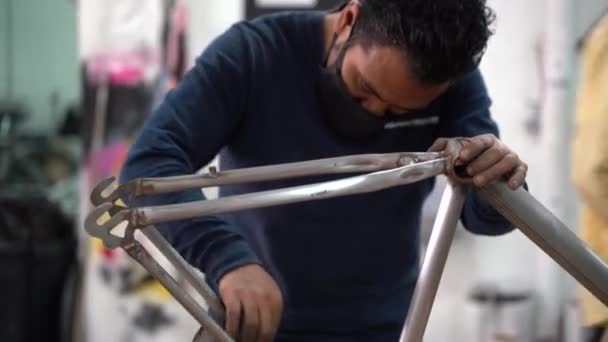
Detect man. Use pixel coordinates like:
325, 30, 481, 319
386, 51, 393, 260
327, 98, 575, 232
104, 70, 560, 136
120, 1, 528, 341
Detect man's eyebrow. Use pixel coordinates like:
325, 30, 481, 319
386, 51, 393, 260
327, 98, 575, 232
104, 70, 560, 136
359, 73, 416, 112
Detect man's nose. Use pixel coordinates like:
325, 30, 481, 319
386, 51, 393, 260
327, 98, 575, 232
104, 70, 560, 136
360, 98, 389, 117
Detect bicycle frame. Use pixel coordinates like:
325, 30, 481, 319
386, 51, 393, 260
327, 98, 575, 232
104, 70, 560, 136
85, 151, 608, 342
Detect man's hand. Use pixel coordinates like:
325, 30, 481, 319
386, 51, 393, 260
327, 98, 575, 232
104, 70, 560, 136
428, 134, 527, 190
218, 264, 283, 342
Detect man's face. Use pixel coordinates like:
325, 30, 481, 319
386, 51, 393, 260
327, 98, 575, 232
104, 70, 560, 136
339, 43, 450, 117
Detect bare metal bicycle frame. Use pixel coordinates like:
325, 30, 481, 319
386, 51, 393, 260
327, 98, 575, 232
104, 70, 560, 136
85, 148, 608, 342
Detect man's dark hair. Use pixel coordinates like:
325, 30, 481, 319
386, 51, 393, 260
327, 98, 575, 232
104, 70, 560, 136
351, 0, 495, 83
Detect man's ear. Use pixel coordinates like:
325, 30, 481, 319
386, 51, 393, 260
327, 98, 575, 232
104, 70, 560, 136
334, 1, 362, 44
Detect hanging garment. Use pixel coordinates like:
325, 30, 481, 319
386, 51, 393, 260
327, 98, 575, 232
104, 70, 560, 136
571, 12, 608, 327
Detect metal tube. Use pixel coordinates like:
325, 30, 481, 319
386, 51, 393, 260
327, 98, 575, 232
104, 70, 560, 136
135, 158, 447, 227
400, 181, 467, 342
478, 182, 608, 306
126, 242, 234, 342
140, 226, 225, 320
128, 153, 441, 196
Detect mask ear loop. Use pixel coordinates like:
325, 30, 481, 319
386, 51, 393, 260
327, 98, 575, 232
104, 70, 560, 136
323, 2, 360, 68
322, 33, 339, 67
322, 0, 361, 65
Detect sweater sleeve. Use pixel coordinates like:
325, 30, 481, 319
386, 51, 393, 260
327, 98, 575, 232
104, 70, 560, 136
436, 69, 518, 236
119, 22, 261, 286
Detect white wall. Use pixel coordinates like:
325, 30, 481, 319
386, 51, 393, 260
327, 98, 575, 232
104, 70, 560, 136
474, 0, 546, 290
187, 0, 245, 63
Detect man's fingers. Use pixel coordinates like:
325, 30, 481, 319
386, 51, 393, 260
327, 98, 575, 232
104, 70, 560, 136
222, 288, 280, 342
427, 137, 449, 152
224, 298, 242, 340
258, 287, 283, 342
430, 136, 527, 190
473, 153, 520, 187
218, 265, 284, 342
240, 296, 260, 342
458, 134, 495, 163
257, 303, 275, 342
465, 145, 509, 176
508, 163, 528, 189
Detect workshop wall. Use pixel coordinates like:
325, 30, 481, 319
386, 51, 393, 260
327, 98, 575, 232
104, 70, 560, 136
0, 7, 7, 100
0, 0, 80, 134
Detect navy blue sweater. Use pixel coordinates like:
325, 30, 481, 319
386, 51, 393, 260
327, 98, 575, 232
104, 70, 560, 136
121, 11, 514, 337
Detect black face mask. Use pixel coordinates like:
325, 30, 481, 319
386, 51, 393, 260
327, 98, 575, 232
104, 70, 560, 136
316, 33, 387, 141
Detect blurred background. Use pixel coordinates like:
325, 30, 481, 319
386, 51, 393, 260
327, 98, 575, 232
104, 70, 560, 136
0, 0, 607, 341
